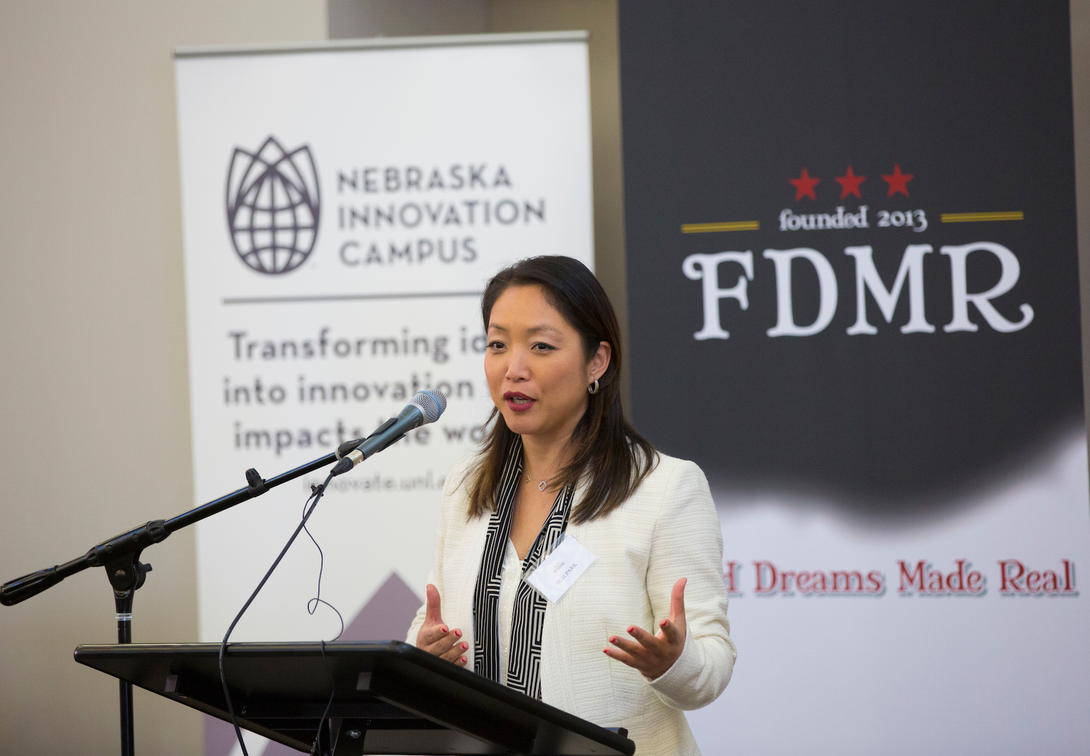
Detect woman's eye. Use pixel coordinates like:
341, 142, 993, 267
487, 340, 505, 350
532, 342, 555, 352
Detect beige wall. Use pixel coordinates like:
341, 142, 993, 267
0, 2, 326, 754
328, 0, 489, 37
0, 2, 1086, 754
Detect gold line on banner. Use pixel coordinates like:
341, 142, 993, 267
940, 211, 1024, 223
681, 221, 760, 233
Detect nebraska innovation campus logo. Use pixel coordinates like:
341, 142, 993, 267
226, 136, 320, 275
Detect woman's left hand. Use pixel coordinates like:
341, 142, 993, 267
604, 577, 687, 680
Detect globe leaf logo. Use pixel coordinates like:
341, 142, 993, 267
226, 136, 320, 275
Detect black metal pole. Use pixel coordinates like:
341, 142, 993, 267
115, 589, 134, 756
104, 548, 151, 756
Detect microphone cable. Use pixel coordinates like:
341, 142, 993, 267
302, 483, 345, 753
218, 469, 336, 756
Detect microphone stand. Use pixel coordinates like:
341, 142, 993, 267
0, 441, 362, 756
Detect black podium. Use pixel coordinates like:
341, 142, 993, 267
75, 640, 635, 756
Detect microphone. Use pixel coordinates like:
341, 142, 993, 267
331, 389, 447, 476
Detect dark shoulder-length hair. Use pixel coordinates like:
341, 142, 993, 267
467, 256, 658, 523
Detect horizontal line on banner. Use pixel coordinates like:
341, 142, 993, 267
681, 221, 761, 233
175, 31, 588, 59
940, 211, 1024, 223
223, 291, 482, 305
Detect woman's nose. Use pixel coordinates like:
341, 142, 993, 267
505, 347, 531, 379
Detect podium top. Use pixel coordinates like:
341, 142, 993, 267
75, 640, 634, 756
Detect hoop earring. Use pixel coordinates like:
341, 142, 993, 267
588, 379, 600, 395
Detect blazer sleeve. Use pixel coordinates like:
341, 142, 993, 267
405, 459, 462, 646
643, 459, 737, 709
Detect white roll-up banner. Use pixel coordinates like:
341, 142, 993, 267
174, 34, 592, 756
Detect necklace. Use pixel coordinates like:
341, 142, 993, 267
523, 471, 549, 492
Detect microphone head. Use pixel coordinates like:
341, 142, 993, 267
410, 389, 447, 424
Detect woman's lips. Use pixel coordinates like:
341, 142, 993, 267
503, 392, 535, 413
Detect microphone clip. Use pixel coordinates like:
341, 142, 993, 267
245, 467, 267, 497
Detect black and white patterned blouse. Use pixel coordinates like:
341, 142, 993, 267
471, 437, 575, 699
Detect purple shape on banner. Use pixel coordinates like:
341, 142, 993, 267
203, 572, 424, 755
204, 715, 238, 756
341, 571, 423, 642
263, 739, 312, 756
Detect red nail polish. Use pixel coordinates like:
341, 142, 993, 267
627, 627, 635, 633
454, 629, 462, 638
461, 642, 469, 650
460, 656, 467, 664
440, 627, 448, 634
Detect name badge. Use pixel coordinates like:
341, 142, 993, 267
524, 534, 596, 603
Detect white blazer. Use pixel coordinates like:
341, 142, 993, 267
407, 452, 736, 756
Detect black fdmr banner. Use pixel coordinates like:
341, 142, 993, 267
620, 3, 1089, 755
622, 1, 1081, 512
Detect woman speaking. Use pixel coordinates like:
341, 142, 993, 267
407, 256, 735, 755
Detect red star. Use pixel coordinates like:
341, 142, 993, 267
834, 166, 866, 199
882, 164, 913, 197
789, 168, 821, 201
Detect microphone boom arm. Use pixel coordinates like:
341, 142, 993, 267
0, 449, 345, 607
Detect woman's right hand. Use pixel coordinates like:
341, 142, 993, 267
415, 583, 468, 666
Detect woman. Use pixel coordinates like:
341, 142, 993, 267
407, 256, 735, 755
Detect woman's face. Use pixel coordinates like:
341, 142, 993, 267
485, 284, 609, 445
